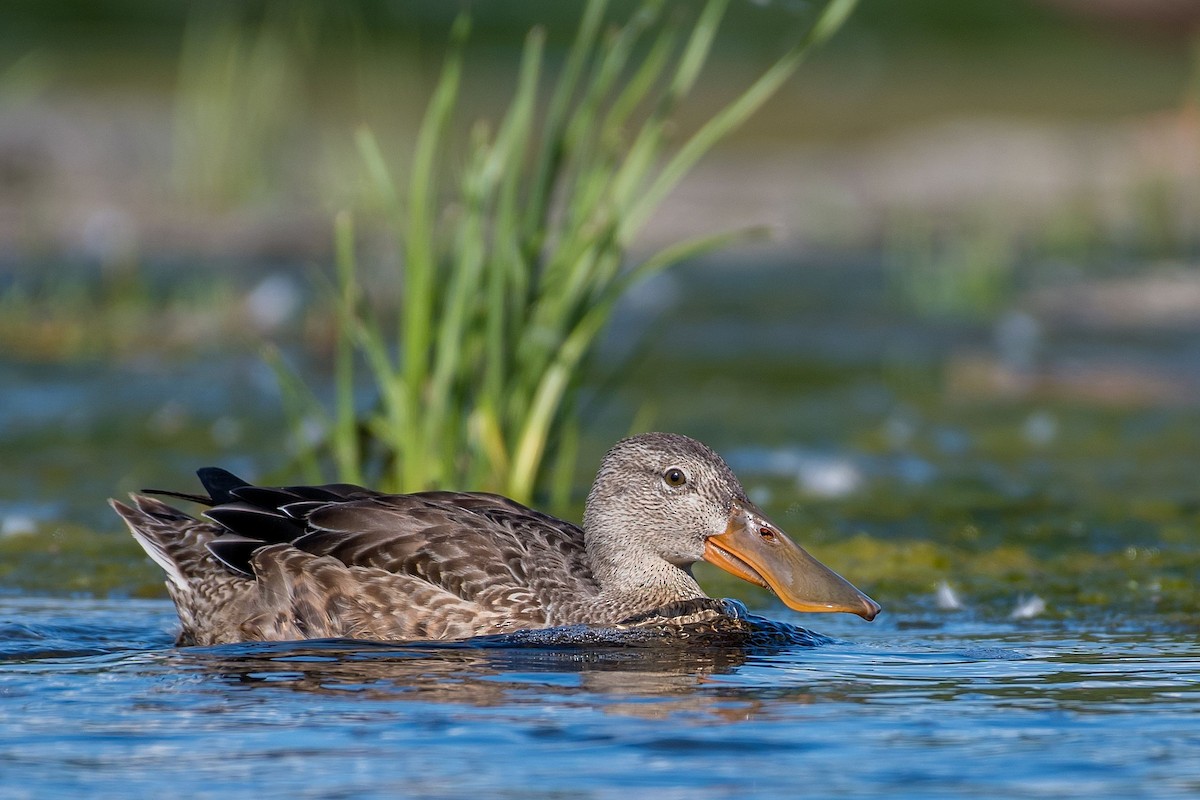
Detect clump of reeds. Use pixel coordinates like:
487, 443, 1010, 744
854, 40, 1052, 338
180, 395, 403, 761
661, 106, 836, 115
279, 0, 858, 503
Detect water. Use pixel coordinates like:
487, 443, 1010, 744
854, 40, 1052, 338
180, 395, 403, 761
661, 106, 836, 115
2, 596, 1197, 799
3, 257, 1199, 796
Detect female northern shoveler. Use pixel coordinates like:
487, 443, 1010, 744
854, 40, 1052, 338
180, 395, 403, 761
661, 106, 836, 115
112, 432, 879, 645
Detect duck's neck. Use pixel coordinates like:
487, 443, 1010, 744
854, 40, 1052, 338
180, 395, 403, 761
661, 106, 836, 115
584, 520, 708, 621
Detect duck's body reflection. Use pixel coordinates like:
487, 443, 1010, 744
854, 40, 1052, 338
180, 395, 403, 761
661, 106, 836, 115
167, 600, 829, 721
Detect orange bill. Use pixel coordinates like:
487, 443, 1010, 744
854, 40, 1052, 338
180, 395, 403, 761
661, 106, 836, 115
703, 501, 881, 621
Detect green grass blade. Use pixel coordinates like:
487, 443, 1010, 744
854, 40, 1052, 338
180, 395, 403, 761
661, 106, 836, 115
664, 0, 727, 105
522, 0, 609, 253
809, 0, 859, 47
602, 18, 675, 135
354, 126, 402, 216
401, 14, 469, 488
264, 343, 329, 484
293, 0, 860, 504
485, 28, 545, 415
331, 210, 363, 485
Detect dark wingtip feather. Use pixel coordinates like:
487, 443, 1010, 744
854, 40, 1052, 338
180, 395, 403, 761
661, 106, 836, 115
197, 467, 252, 505
206, 539, 260, 577
205, 504, 306, 545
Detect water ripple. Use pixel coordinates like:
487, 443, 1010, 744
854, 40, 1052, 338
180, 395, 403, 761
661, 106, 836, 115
1, 597, 1199, 799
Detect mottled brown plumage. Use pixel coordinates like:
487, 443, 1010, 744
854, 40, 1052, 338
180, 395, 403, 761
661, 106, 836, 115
112, 433, 879, 645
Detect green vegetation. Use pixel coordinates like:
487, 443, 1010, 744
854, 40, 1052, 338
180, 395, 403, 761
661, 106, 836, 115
885, 212, 1019, 320
0, 523, 162, 598
275, 0, 859, 502
0, 267, 247, 362
172, 3, 314, 207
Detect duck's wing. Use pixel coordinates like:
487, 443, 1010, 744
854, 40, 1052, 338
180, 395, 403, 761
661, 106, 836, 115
202, 485, 598, 641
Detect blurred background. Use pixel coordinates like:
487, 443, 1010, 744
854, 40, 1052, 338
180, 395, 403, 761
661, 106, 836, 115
2, 0, 1197, 618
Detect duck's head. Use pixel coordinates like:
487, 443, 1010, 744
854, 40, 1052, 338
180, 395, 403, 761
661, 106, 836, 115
584, 432, 880, 621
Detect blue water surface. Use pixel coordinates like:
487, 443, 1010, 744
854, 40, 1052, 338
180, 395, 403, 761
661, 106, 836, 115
1, 597, 1197, 799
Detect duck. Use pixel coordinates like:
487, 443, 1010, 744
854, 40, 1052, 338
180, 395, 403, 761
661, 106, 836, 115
111, 432, 880, 646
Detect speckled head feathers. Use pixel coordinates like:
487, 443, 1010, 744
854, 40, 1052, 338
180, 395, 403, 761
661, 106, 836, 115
582, 432, 750, 567
588, 432, 746, 501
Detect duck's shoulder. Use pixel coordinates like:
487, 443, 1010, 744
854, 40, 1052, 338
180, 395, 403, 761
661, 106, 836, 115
303, 489, 586, 551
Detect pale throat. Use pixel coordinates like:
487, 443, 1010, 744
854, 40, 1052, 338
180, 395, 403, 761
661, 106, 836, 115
584, 522, 708, 607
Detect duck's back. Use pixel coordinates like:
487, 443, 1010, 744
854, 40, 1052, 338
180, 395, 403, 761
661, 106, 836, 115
112, 473, 602, 645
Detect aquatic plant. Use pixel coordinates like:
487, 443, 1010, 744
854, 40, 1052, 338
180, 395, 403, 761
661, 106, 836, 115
172, 3, 313, 206
276, 0, 860, 503
883, 210, 1020, 321
0, 265, 248, 362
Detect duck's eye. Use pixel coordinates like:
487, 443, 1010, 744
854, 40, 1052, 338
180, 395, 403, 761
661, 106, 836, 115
663, 468, 687, 487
